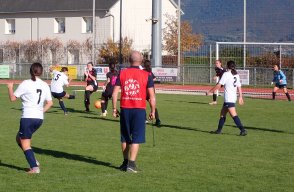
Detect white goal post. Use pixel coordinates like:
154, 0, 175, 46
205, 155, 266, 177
216, 42, 294, 69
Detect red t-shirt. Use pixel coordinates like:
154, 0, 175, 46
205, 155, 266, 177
118, 67, 153, 109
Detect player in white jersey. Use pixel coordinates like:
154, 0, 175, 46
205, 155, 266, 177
207, 60, 247, 136
50, 66, 75, 115
7, 63, 53, 174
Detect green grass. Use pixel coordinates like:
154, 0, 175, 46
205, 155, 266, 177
0, 85, 293, 192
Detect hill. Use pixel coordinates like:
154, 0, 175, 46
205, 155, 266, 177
181, 0, 294, 42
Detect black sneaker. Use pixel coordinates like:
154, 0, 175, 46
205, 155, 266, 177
210, 130, 222, 134
126, 165, 139, 173
118, 160, 128, 171
155, 120, 161, 127
240, 129, 247, 136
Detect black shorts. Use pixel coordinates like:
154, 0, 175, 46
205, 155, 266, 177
51, 91, 66, 99
102, 88, 113, 99
87, 84, 98, 92
18, 118, 43, 139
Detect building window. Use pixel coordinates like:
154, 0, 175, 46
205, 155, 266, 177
82, 17, 93, 33
54, 18, 65, 33
5, 19, 15, 34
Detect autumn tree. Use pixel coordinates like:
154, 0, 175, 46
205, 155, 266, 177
163, 14, 203, 55
98, 37, 133, 64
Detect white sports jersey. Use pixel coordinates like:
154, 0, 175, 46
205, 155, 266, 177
219, 71, 241, 103
50, 70, 69, 93
14, 78, 52, 119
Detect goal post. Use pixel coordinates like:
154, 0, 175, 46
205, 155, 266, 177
216, 42, 294, 69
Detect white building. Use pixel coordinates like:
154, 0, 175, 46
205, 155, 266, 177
0, 0, 179, 53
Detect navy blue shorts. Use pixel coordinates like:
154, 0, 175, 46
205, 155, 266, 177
18, 118, 43, 139
275, 84, 287, 89
223, 102, 235, 108
52, 91, 66, 99
120, 108, 146, 144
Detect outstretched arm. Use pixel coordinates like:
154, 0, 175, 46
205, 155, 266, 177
206, 83, 222, 95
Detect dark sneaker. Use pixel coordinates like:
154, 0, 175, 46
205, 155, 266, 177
240, 129, 247, 136
126, 165, 139, 173
155, 120, 161, 127
210, 130, 222, 134
118, 161, 128, 171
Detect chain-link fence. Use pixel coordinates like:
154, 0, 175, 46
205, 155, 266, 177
5, 63, 294, 89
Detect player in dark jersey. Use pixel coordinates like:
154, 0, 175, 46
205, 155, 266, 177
143, 60, 161, 127
100, 62, 119, 116
84, 62, 98, 112
209, 59, 226, 105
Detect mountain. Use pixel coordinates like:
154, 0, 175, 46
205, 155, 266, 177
181, 0, 294, 42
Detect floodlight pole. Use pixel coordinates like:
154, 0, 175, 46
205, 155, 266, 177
151, 0, 162, 67
119, 0, 123, 66
243, 0, 246, 69
177, 0, 181, 82
92, 0, 96, 64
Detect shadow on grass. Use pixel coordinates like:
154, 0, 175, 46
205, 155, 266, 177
163, 99, 209, 105
0, 162, 26, 171
49, 106, 98, 115
226, 124, 293, 134
33, 147, 118, 170
158, 123, 218, 135
79, 116, 120, 123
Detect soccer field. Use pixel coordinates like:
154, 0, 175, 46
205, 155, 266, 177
0, 85, 293, 192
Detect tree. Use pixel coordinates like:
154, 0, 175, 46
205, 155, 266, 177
98, 37, 133, 64
163, 14, 203, 55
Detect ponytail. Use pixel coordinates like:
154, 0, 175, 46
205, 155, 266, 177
30, 63, 43, 81
227, 60, 238, 75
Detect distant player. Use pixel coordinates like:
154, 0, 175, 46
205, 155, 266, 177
50, 66, 75, 115
84, 62, 98, 112
143, 59, 161, 126
7, 63, 53, 174
209, 59, 226, 105
100, 62, 118, 117
207, 60, 247, 136
272, 64, 291, 101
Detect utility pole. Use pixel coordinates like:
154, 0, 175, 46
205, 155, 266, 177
151, 0, 162, 67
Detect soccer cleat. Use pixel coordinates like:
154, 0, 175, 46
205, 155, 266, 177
64, 112, 68, 115
209, 101, 217, 105
145, 120, 149, 124
100, 112, 107, 117
36, 160, 40, 167
27, 167, 40, 174
240, 129, 247, 136
210, 130, 222, 134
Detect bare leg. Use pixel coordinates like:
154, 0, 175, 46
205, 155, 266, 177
129, 144, 139, 161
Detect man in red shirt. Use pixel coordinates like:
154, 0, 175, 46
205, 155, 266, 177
112, 51, 156, 173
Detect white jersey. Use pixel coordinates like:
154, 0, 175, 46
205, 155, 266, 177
14, 78, 52, 119
219, 71, 241, 103
50, 70, 69, 93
